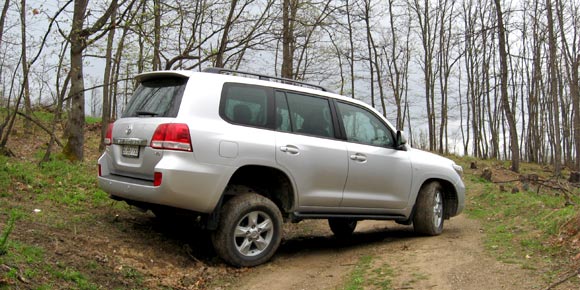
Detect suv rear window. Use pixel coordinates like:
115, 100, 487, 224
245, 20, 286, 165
123, 77, 187, 118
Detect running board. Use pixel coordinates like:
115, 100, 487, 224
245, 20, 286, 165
291, 212, 407, 223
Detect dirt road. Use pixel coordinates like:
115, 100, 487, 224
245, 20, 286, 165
234, 215, 548, 290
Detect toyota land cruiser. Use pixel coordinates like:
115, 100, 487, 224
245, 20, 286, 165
98, 68, 465, 267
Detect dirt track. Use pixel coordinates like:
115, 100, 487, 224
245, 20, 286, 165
234, 215, 548, 290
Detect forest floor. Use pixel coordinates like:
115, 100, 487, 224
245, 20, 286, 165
0, 119, 579, 289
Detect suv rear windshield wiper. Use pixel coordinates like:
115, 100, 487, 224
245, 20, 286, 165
136, 111, 159, 117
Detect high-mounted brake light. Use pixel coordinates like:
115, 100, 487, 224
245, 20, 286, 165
104, 123, 114, 145
150, 123, 193, 152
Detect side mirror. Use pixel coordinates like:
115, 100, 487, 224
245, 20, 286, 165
396, 130, 408, 151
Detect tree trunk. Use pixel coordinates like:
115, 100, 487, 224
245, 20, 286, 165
0, 0, 9, 49
363, 0, 375, 108
346, 0, 355, 98
137, 0, 145, 74
546, 0, 562, 175
281, 0, 297, 79
63, 0, 89, 162
99, 6, 117, 152
494, 0, 519, 172
214, 0, 238, 68
555, 0, 580, 170
63, 0, 118, 161
152, 0, 161, 71
20, 0, 31, 134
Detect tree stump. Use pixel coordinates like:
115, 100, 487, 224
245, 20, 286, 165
569, 172, 580, 183
470, 162, 477, 169
481, 168, 492, 181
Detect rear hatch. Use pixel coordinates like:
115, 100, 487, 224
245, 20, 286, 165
107, 74, 188, 180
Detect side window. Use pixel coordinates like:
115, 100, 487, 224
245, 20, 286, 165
221, 84, 269, 127
285, 92, 334, 138
275, 92, 292, 132
336, 102, 394, 147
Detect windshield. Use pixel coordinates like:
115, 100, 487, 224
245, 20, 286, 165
123, 77, 187, 118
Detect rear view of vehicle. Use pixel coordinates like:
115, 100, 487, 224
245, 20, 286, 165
98, 72, 219, 213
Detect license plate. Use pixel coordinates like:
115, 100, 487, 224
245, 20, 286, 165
122, 145, 140, 158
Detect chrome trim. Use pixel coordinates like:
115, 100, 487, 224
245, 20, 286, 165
113, 138, 148, 146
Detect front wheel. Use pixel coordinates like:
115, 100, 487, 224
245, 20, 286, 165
211, 193, 282, 267
413, 182, 445, 236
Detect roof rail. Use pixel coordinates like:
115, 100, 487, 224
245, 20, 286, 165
202, 67, 330, 92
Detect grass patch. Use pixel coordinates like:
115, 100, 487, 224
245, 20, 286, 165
53, 267, 99, 290
343, 255, 393, 290
0, 240, 45, 284
0, 209, 23, 255
0, 155, 108, 209
85, 116, 102, 125
461, 158, 580, 279
121, 265, 145, 285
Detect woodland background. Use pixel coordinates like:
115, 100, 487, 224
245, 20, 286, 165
0, 0, 578, 175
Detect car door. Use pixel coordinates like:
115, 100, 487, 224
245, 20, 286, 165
274, 91, 348, 209
335, 102, 413, 210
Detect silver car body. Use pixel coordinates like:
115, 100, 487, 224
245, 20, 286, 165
98, 70, 465, 220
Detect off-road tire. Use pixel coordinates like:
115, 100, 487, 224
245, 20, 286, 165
328, 218, 357, 237
211, 193, 282, 267
413, 181, 444, 236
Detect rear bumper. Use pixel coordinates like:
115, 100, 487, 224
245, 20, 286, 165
98, 153, 232, 213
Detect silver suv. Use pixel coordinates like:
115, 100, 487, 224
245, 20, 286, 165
98, 68, 465, 267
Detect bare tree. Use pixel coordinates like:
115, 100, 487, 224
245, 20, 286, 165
281, 0, 298, 78
99, 2, 118, 152
546, 0, 562, 175
152, 0, 161, 70
63, 0, 124, 161
410, 0, 440, 152
385, 0, 412, 129
556, 0, 580, 170
493, 0, 519, 172
214, 0, 239, 68
20, 0, 31, 134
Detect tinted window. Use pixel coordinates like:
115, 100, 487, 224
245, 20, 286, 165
337, 102, 394, 147
123, 77, 187, 118
284, 92, 334, 138
275, 92, 292, 132
222, 84, 269, 127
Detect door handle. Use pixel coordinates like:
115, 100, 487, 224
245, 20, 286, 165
280, 145, 300, 154
350, 153, 367, 162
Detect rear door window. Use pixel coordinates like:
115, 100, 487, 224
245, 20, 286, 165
221, 83, 270, 128
123, 76, 187, 118
276, 91, 335, 138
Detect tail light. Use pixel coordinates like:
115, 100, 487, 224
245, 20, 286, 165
150, 123, 192, 152
104, 123, 114, 145
98, 164, 102, 177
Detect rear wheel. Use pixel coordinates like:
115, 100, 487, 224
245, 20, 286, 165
211, 193, 282, 267
328, 218, 357, 237
413, 181, 444, 235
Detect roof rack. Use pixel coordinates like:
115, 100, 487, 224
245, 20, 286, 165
202, 67, 330, 92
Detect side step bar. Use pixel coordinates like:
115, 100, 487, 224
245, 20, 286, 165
291, 212, 407, 223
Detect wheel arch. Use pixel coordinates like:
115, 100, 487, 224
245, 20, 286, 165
222, 165, 296, 217
418, 178, 459, 219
